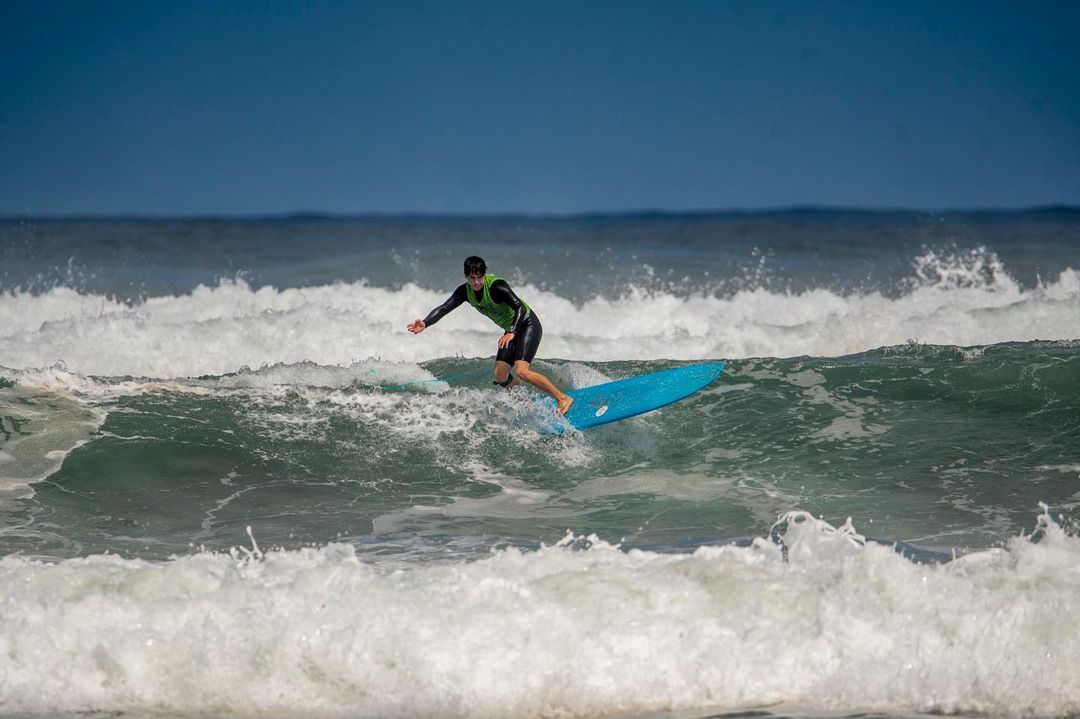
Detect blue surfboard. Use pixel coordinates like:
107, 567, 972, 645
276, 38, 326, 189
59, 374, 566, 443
538, 361, 725, 433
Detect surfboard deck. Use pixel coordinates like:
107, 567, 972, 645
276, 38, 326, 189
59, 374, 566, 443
537, 361, 725, 433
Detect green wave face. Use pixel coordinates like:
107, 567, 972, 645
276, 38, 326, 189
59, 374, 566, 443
2, 341, 1078, 561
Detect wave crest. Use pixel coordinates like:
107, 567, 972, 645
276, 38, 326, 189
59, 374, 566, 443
0, 250, 1077, 377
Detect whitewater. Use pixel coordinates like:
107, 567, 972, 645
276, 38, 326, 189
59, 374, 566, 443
1, 511, 1078, 718
2, 255, 1078, 379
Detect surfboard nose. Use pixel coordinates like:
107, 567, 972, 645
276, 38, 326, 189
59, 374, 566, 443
537, 361, 725, 433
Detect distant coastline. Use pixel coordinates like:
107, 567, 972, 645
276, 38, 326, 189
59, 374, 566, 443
3, 204, 1079, 223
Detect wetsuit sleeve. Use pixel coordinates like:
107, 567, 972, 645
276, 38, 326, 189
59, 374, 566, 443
422, 285, 468, 327
488, 279, 529, 335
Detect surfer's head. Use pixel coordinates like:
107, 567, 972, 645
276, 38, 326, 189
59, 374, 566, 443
464, 256, 486, 290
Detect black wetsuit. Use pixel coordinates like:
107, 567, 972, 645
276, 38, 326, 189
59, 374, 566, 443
422, 279, 543, 364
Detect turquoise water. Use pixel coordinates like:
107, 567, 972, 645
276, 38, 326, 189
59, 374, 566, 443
1, 212, 1079, 717
5, 344, 1078, 561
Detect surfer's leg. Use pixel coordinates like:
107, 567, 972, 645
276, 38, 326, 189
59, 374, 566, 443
493, 360, 518, 389
513, 360, 573, 416
507, 316, 571, 414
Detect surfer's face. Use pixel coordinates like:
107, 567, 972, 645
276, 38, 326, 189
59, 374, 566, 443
466, 273, 484, 291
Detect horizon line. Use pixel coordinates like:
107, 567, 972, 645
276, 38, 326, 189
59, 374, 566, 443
2, 203, 1079, 222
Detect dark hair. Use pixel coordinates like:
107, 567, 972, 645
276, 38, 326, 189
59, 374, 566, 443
463, 256, 486, 276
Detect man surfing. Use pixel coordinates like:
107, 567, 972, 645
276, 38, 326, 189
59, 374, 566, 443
408, 256, 574, 416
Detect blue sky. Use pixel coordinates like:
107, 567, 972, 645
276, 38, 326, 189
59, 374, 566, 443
1, 0, 1078, 214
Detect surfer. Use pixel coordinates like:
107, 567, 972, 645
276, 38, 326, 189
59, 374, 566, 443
408, 256, 574, 416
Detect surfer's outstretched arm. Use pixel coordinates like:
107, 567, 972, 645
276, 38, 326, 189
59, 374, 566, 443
409, 285, 467, 333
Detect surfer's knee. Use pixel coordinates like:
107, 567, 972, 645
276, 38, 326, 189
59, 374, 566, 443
493, 363, 514, 388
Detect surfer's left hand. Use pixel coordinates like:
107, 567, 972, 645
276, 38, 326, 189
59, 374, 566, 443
498, 332, 515, 348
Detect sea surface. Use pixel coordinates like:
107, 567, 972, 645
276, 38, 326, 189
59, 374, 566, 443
1, 210, 1079, 718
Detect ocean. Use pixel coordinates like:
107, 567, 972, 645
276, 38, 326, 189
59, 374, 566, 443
1, 210, 1078, 718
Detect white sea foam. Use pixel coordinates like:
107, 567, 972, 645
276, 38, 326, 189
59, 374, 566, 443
0, 511, 1077, 717
1, 251, 1076, 378
0, 377, 106, 501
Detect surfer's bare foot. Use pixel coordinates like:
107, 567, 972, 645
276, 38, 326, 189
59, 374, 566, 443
557, 395, 573, 416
